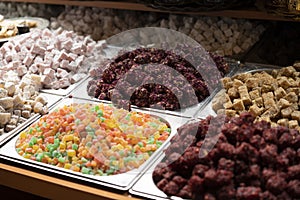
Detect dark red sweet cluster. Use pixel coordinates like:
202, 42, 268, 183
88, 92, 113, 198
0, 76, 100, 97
153, 113, 300, 199
87, 46, 228, 111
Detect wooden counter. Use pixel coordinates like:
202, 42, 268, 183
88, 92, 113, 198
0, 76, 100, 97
0, 0, 298, 22
0, 162, 140, 200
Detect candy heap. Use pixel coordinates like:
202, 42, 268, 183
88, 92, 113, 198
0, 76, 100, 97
0, 28, 104, 90
16, 103, 170, 175
213, 64, 300, 132
88, 46, 229, 111
153, 113, 300, 199
51, 6, 266, 57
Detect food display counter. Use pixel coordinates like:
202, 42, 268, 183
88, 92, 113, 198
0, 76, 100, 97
0, 1, 300, 200
0, 162, 139, 200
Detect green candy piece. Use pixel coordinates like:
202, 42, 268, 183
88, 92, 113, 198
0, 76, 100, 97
81, 167, 91, 174
72, 143, 78, 151
29, 136, 37, 147
97, 110, 103, 117
36, 153, 44, 162
52, 150, 60, 158
58, 157, 66, 163
147, 137, 155, 144
138, 142, 144, 147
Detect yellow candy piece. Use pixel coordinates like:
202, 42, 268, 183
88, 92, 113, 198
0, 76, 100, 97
64, 163, 72, 169
60, 142, 66, 150
62, 134, 74, 143
32, 144, 39, 151
106, 119, 117, 129
19, 131, 27, 139
67, 149, 76, 157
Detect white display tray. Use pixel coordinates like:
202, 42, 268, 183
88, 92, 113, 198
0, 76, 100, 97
40, 75, 89, 96
129, 63, 285, 199
71, 77, 211, 118
70, 46, 240, 118
129, 152, 170, 200
0, 97, 190, 191
0, 93, 62, 146
196, 63, 283, 118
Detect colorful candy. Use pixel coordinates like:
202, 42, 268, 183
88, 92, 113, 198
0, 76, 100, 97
16, 103, 170, 176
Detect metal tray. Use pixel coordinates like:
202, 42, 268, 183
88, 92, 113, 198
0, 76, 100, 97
129, 151, 178, 200
129, 63, 288, 199
0, 97, 190, 191
195, 63, 284, 118
0, 17, 49, 44
129, 115, 210, 200
40, 74, 89, 96
0, 93, 62, 146
236, 62, 282, 74
70, 77, 207, 118
71, 60, 239, 118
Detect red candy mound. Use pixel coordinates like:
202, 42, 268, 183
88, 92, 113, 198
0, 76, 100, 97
153, 112, 300, 199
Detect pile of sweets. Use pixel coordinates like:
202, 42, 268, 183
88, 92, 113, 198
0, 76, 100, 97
0, 28, 105, 90
50, 6, 266, 56
213, 64, 300, 132
88, 45, 229, 111
0, 2, 63, 19
16, 103, 170, 175
153, 112, 300, 199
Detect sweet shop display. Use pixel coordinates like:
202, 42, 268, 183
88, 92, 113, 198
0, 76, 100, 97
152, 112, 300, 199
0, 26, 104, 138
0, 2, 63, 19
0, 1, 299, 199
87, 46, 229, 111
50, 6, 266, 57
0, 16, 50, 42
0, 78, 48, 136
0, 20, 18, 39
0, 28, 104, 91
15, 102, 170, 175
212, 64, 300, 132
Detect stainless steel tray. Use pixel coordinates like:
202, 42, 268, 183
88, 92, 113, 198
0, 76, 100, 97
71, 77, 209, 118
0, 93, 62, 146
196, 63, 283, 118
129, 152, 172, 200
129, 63, 287, 199
235, 62, 282, 74
40, 75, 89, 96
0, 97, 190, 191
70, 45, 240, 118
129, 116, 208, 200
41, 92, 63, 108
71, 59, 239, 119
